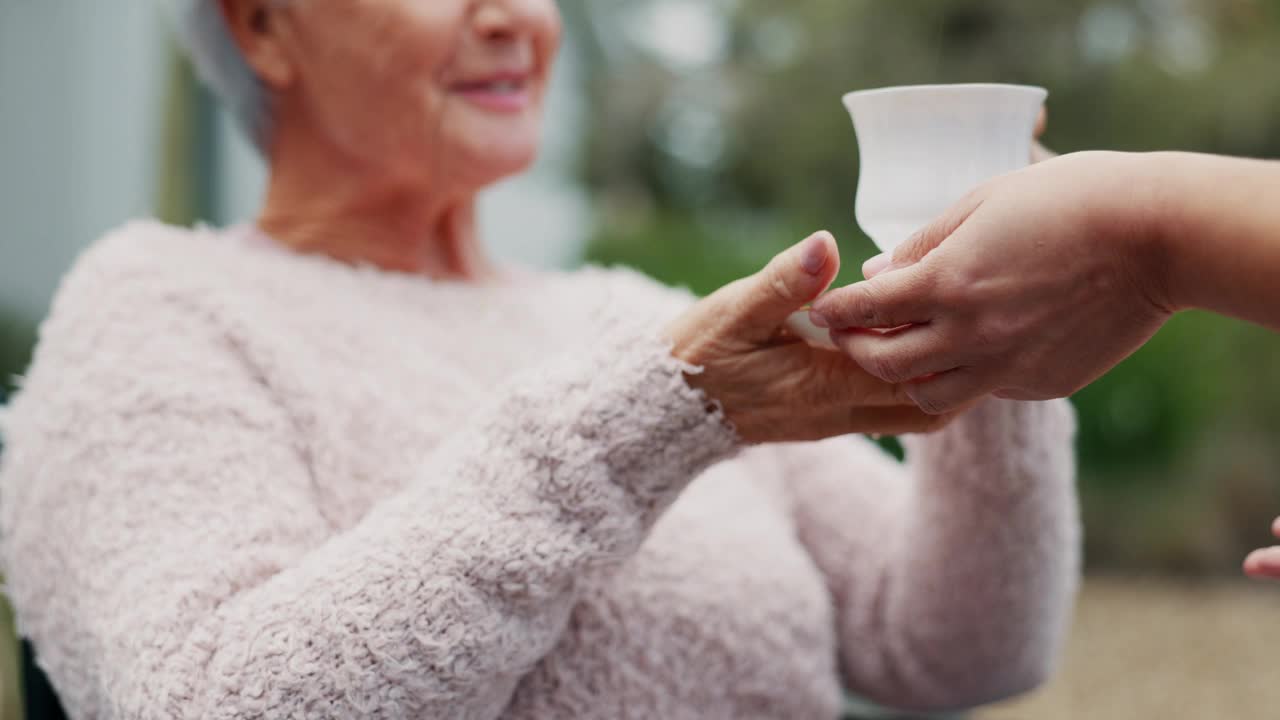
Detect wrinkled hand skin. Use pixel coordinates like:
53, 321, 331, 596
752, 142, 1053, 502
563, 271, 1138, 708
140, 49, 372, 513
665, 232, 954, 443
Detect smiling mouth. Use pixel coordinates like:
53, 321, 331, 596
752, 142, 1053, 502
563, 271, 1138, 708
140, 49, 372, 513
450, 75, 534, 113
454, 78, 528, 93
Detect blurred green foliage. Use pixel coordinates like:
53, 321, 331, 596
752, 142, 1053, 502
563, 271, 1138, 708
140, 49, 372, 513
0, 308, 34, 398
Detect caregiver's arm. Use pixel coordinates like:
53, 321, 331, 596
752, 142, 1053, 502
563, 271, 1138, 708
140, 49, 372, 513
809, 151, 1280, 414
1154, 152, 1280, 331
1244, 520, 1280, 580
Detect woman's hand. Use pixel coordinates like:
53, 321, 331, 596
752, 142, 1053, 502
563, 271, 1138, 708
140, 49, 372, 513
665, 232, 953, 443
808, 151, 1175, 414
1244, 518, 1280, 581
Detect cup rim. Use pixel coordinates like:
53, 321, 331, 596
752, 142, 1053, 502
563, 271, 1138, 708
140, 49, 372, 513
842, 83, 1048, 105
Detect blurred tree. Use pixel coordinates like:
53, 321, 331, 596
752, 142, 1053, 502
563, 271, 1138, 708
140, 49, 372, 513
0, 319, 27, 718
157, 41, 222, 227
0, 596, 16, 720
0, 308, 35, 396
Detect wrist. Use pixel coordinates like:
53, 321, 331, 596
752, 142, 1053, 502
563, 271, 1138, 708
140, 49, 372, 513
1114, 151, 1190, 316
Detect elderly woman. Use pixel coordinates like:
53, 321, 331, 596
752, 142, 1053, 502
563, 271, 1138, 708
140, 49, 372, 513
0, 1, 1079, 718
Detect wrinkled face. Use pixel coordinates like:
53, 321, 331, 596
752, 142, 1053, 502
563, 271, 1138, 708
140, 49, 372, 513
276, 0, 562, 190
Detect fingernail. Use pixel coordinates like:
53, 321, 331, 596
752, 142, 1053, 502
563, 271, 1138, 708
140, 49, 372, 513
809, 308, 830, 328
800, 235, 829, 275
863, 253, 891, 278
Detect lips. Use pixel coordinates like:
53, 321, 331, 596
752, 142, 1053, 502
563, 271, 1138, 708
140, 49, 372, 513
450, 72, 534, 113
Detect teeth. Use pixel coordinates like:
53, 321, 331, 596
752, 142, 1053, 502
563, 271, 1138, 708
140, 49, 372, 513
491, 81, 519, 92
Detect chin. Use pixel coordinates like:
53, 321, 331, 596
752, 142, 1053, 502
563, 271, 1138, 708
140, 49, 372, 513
459, 138, 541, 187
495, 141, 540, 175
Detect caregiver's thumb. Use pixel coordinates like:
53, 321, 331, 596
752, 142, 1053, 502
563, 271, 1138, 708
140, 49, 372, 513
864, 188, 987, 279
731, 231, 840, 341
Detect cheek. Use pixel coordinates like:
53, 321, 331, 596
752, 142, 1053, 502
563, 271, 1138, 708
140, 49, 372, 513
352, 19, 450, 107
530, 0, 564, 54
305, 15, 457, 152
311, 7, 449, 80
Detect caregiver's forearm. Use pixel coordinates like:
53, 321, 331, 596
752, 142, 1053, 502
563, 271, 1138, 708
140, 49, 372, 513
1148, 152, 1280, 331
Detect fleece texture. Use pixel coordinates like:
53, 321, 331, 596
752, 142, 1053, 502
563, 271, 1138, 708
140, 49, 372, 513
0, 221, 1080, 719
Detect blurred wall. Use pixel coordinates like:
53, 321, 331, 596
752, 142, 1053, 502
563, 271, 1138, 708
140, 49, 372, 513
0, 2, 167, 320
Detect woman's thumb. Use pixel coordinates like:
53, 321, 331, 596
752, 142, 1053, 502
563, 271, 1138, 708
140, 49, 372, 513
734, 231, 840, 341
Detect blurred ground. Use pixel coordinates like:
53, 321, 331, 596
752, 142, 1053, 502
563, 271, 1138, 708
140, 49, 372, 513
979, 576, 1279, 720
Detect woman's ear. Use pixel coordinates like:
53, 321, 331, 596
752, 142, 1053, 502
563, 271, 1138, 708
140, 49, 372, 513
218, 0, 295, 89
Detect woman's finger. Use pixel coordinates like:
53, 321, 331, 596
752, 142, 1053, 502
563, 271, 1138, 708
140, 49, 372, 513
905, 367, 998, 416
1244, 547, 1280, 580
1272, 517, 1280, 540
731, 231, 841, 343
830, 404, 954, 438
833, 324, 960, 384
786, 347, 913, 408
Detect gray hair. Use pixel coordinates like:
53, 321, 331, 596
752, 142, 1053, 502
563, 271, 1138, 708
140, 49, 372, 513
169, 0, 284, 150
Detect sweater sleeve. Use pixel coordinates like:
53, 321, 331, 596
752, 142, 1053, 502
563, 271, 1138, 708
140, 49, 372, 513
780, 399, 1079, 713
0, 288, 738, 719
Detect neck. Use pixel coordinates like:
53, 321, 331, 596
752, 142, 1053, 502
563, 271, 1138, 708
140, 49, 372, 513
255, 119, 495, 281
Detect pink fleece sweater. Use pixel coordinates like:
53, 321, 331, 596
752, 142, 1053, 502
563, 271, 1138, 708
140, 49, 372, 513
0, 221, 1079, 719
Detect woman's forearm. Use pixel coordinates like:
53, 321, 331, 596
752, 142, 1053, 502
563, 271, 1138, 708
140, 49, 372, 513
1148, 152, 1280, 331
881, 399, 1080, 710
187, 328, 738, 717
778, 399, 1078, 711
4, 292, 738, 719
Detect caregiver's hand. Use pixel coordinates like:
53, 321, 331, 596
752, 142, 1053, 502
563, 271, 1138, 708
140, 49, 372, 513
1244, 519, 1280, 581
809, 151, 1174, 414
666, 232, 953, 443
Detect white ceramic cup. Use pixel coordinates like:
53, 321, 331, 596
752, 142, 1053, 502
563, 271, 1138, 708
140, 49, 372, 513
786, 83, 1046, 350
845, 83, 1047, 253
